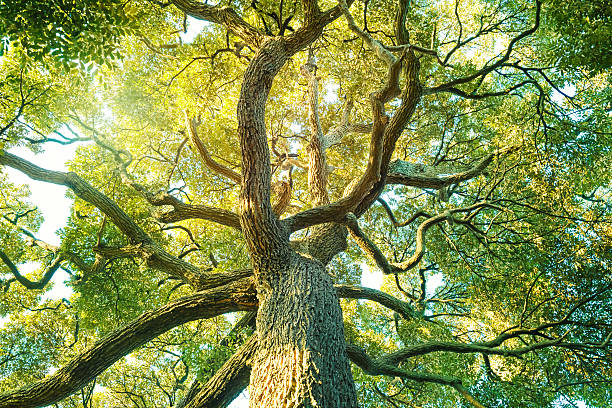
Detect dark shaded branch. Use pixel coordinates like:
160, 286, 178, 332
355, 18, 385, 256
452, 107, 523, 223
0, 249, 61, 290
392, 202, 499, 272
377, 198, 432, 227
436, 80, 535, 100
343, 213, 399, 275
185, 335, 256, 408
426, 0, 541, 95
170, 0, 265, 48
0, 277, 257, 408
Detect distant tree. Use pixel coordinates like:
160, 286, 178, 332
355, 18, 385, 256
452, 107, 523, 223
0, 0, 610, 407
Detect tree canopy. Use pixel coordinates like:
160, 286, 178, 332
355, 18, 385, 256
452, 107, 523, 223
0, 0, 611, 407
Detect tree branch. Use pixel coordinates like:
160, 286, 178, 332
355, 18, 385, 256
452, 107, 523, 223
426, 0, 541, 95
301, 55, 329, 205
184, 335, 256, 408
386, 147, 517, 190
335, 284, 418, 319
0, 248, 62, 290
184, 112, 242, 184
343, 212, 400, 275
0, 151, 206, 287
170, 0, 265, 48
0, 277, 257, 408
392, 202, 499, 272
345, 344, 486, 408
151, 192, 242, 230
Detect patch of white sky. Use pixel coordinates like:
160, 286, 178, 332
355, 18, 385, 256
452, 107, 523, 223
180, 17, 210, 44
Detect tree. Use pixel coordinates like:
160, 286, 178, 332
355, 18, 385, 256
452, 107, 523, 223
0, 0, 611, 407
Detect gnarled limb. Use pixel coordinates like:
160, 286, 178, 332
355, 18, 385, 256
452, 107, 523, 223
184, 335, 257, 408
345, 344, 486, 408
170, 0, 265, 48
285, 7, 423, 231
0, 151, 206, 287
0, 277, 257, 408
184, 113, 242, 184
237, 37, 294, 262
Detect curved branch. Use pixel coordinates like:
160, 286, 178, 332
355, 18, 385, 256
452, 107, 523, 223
0, 249, 62, 290
377, 198, 432, 228
184, 335, 257, 408
0, 277, 257, 408
0, 151, 206, 286
237, 37, 292, 262
184, 113, 242, 184
345, 344, 486, 408
392, 202, 497, 272
170, 0, 265, 48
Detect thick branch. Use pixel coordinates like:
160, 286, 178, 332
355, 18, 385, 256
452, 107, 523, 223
170, 0, 265, 48
0, 151, 205, 286
0, 249, 61, 290
345, 344, 485, 408
185, 335, 257, 408
301, 58, 329, 205
237, 38, 292, 261
185, 113, 242, 183
0, 277, 257, 408
335, 284, 418, 320
386, 148, 514, 189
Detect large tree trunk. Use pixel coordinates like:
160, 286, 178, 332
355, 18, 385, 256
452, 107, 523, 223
234, 31, 359, 407
250, 252, 358, 407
